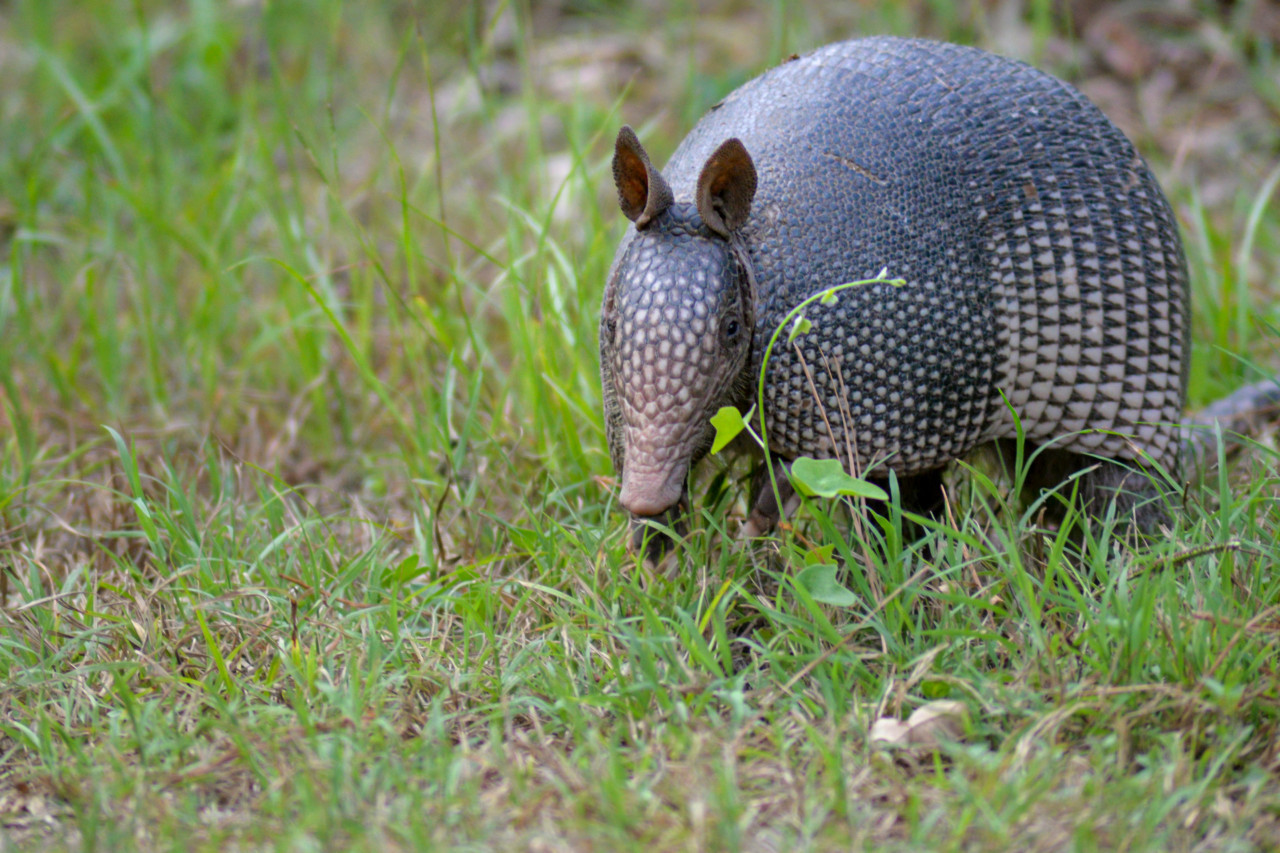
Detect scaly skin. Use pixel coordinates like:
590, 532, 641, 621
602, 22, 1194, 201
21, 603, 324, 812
600, 37, 1275, 559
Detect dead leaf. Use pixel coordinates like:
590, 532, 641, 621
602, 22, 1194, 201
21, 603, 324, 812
870, 700, 968, 750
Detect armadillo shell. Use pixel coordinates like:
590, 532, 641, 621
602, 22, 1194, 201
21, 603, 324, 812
660, 36, 1189, 476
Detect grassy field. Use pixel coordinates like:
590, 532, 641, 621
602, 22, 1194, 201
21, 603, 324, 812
0, 1, 1278, 850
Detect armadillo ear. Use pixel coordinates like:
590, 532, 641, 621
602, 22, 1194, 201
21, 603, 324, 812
613, 126, 673, 229
696, 138, 756, 238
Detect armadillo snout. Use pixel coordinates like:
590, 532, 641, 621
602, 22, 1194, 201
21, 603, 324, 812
618, 453, 690, 516
601, 196, 757, 559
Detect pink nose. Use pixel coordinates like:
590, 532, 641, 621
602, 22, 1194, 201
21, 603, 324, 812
619, 466, 685, 516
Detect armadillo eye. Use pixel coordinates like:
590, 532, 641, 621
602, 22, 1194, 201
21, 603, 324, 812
724, 318, 739, 340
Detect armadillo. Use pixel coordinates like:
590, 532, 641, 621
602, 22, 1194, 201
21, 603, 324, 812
599, 36, 1278, 558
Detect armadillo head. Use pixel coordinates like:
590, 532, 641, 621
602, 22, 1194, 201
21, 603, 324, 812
600, 126, 759, 562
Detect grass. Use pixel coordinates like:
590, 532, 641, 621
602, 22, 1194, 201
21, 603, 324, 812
0, 0, 1277, 850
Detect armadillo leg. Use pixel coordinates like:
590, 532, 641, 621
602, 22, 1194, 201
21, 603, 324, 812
743, 461, 949, 541
888, 468, 948, 519
743, 458, 799, 539
1004, 441, 1175, 533
849, 468, 947, 541
1074, 459, 1174, 533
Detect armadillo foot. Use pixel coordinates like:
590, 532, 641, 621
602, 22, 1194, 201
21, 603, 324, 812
1078, 459, 1175, 534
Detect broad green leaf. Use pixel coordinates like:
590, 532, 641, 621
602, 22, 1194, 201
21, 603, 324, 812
710, 406, 745, 454
787, 315, 812, 343
803, 543, 836, 566
387, 554, 421, 584
819, 288, 839, 305
921, 680, 952, 700
790, 456, 889, 501
796, 563, 858, 606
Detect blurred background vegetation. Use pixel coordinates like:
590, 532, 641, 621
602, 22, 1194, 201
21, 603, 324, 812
4, 1, 1276, 544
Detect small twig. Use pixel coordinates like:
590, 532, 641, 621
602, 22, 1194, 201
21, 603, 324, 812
1207, 604, 1280, 680
1130, 539, 1257, 577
